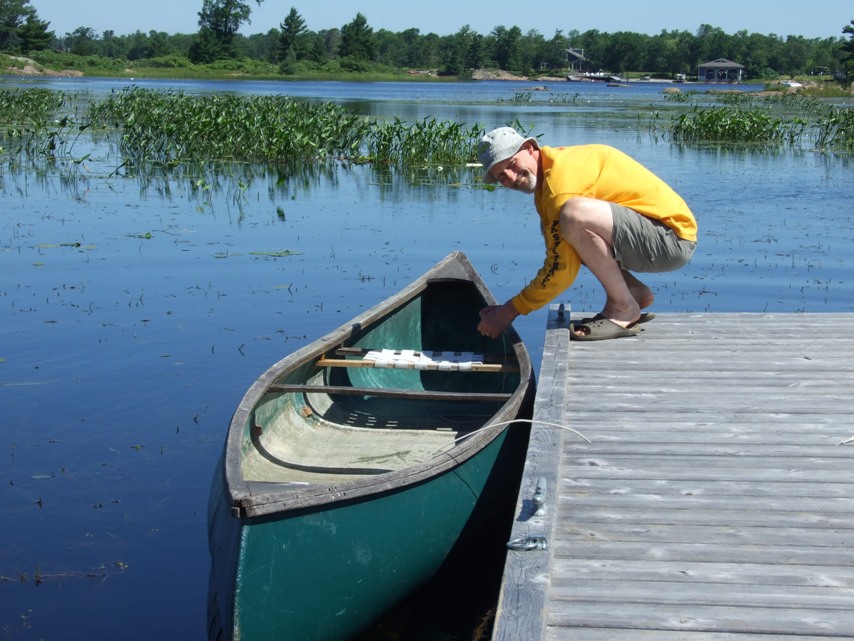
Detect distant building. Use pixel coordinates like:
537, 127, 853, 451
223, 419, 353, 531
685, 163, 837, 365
566, 48, 593, 73
697, 58, 745, 83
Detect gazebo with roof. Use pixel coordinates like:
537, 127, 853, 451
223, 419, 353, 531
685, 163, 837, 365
697, 58, 745, 82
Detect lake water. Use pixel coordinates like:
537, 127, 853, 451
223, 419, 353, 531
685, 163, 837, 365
1, 77, 852, 641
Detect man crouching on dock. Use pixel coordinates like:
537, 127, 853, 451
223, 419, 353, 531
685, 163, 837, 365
475, 126, 697, 342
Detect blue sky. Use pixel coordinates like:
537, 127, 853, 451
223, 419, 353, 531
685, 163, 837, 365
29, 0, 851, 40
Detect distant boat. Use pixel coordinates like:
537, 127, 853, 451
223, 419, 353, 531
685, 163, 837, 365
207, 251, 535, 641
566, 71, 628, 83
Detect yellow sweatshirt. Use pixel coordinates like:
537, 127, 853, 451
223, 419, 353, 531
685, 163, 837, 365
510, 144, 697, 315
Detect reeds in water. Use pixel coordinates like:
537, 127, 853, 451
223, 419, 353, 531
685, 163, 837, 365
87, 88, 371, 163
668, 94, 854, 150
87, 88, 483, 167
0, 88, 90, 163
364, 116, 482, 166
671, 106, 806, 145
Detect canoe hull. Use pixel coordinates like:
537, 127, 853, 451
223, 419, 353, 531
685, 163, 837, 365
207, 252, 534, 641
209, 423, 527, 641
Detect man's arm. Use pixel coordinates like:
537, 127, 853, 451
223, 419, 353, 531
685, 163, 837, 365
477, 301, 521, 338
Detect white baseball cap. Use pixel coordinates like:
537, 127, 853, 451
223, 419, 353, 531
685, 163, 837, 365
477, 127, 538, 184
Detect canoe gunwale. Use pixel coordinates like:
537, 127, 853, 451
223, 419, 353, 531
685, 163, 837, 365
220, 252, 534, 519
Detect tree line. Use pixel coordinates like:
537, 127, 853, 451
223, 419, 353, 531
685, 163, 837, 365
2, 0, 852, 80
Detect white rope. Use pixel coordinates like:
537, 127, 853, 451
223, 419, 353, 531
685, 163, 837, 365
432, 419, 591, 456
481, 419, 591, 443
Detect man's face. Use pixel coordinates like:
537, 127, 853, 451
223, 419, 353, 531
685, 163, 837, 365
488, 144, 538, 194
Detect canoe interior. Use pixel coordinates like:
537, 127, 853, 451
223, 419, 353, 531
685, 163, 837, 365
241, 278, 523, 485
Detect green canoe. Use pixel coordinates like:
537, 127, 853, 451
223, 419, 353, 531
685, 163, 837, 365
207, 252, 535, 641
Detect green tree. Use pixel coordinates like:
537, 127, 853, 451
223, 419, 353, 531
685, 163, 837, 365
67, 26, 97, 55
397, 27, 427, 68
695, 24, 729, 63
779, 35, 809, 75
807, 36, 842, 75
518, 29, 545, 74
245, 28, 278, 63
0, 0, 38, 50
441, 25, 480, 77
315, 28, 340, 62
190, 0, 263, 62
16, 13, 51, 51
606, 31, 647, 72
279, 7, 310, 63
540, 30, 569, 71
575, 29, 608, 71
99, 29, 126, 58
339, 13, 375, 61
842, 20, 854, 79
741, 32, 773, 78
491, 25, 521, 70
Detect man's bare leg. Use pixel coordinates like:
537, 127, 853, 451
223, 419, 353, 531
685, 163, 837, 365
621, 269, 654, 310
559, 197, 641, 328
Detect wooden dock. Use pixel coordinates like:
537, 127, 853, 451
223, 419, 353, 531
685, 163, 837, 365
493, 310, 854, 641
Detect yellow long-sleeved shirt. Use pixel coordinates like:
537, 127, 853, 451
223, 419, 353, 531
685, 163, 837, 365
510, 144, 697, 315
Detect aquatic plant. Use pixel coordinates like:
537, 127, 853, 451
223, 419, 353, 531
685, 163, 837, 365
87, 88, 484, 168
88, 88, 370, 164
668, 96, 853, 151
0, 88, 66, 125
670, 106, 807, 146
366, 117, 482, 165
813, 104, 854, 150
0, 89, 92, 166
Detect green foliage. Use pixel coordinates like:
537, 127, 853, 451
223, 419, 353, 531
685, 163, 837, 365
813, 105, 854, 150
189, 0, 265, 62
1, 0, 851, 82
28, 50, 125, 71
87, 88, 369, 163
0, 88, 92, 166
17, 13, 52, 51
278, 6, 311, 62
668, 95, 854, 150
671, 106, 804, 144
337, 56, 374, 73
339, 13, 375, 61
134, 55, 194, 69
364, 117, 482, 165
5, 0, 849, 82
0, 0, 33, 51
0, 87, 65, 125
24, 88, 484, 168
842, 20, 854, 80
188, 28, 225, 64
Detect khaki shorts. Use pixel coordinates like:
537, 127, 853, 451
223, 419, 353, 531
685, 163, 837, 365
610, 203, 696, 273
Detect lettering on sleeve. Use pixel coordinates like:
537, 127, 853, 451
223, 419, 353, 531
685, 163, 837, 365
540, 219, 561, 287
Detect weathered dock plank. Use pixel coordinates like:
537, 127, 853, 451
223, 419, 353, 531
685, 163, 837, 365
493, 311, 854, 641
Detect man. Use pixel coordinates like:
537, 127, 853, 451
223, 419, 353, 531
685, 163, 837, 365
475, 127, 697, 341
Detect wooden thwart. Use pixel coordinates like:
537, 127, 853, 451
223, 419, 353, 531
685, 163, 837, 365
267, 383, 513, 402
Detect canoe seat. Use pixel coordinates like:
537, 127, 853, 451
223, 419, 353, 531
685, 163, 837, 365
316, 348, 518, 373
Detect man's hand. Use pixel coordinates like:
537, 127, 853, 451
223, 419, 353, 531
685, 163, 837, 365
477, 302, 520, 339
